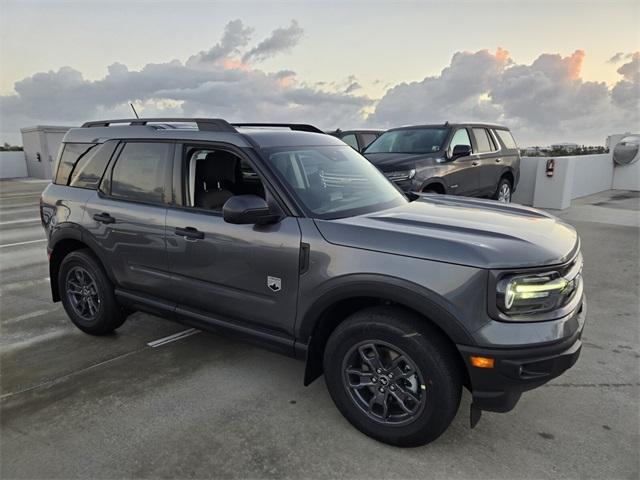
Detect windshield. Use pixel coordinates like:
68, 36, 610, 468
365, 128, 449, 154
265, 145, 407, 219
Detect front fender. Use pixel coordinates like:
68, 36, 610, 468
296, 274, 476, 346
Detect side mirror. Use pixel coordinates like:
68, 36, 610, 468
222, 195, 280, 225
451, 144, 472, 159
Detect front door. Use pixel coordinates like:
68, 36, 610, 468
166, 144, 302, 336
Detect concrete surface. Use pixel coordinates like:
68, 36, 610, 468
1, 178, 638, 479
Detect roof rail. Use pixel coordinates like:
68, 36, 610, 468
81, 118, 236, 132
232, 123, 324, 134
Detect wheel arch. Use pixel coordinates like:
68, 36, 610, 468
49, 229, 112, 302
297, 277, 473, 387
419, 178, 447, 194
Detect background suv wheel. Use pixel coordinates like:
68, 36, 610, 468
59, 249, 126, 335
494, 177, 512, 203
323, 306, 462, 447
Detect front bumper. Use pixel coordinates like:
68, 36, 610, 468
457, 299, 586, 413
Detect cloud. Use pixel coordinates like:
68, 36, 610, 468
345, 82, 362, 94
608, 52, 625, 64
242, 20, 303, 63
0, 20, 370, 143
368, 48, 639, 145
187, 19, 253, 67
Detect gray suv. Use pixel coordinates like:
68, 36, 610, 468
41, 118, 585, 447
364, 123, 520, 202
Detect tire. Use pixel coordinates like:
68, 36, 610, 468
58, 249, 126, 335
323, 306, 462, 447
493, 177, 512, 203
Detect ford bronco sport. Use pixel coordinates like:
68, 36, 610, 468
364, 123, 520, 202
41, 118, 585, 447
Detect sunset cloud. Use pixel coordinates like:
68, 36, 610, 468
368, 48, 639, 145
0, 19, 637, 146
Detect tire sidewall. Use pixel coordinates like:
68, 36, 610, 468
58, 250, 120, 334
495, 178, 512, 202
324, 317, 460, 446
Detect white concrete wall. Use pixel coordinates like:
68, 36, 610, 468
21, 126, 72, 179
513, 153, 632, 210
0, 151, 28, 179
511, 157, 540, 205
568, 154, 614, 199
612, 159, 640, 191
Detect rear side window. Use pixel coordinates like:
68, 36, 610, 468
109, 142, 172, 204
495, 129, 518, 149
54, 143, 97, 185
68, 141, 118, 189
472, 128, 495, 153
341, 133, 359, 150
361, 133, 379, 149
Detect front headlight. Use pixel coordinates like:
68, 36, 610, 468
496, 254, 583, 317
385, 169, 416, 182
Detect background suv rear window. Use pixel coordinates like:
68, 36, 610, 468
472, 128, 494, 153
495, 129, 518, 149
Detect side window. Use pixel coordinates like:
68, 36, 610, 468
341, 133, 359, 150
68, 141, 118, 189
361, 133, 379, 150
450, 128, 472, 150
472, 128, 494, 153
109, 142, 172, 204
184, 147, 265, 211
54, 143, 98, 185
495, 129, 518, 149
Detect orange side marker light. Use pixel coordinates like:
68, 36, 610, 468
470, 356, 495, 368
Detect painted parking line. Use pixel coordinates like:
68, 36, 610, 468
0, 217, 41, 226
0, 192, 44, 199
147, 328, 201, 347
3, 307, 60, 325
0, 202, 40, 210
0, 239, 46, 249
0, 277, 50, 294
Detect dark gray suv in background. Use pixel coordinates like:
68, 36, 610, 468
364, 123, 520, 202
41, 118, 584, 447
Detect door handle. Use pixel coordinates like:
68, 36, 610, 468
93, 212, 115, 224
472, 161, 479, 166
495, 158, 502, 163
174, 226, 204, 240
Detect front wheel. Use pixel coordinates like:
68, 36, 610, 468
493, 177, 512, 203
323, 307, 462, 447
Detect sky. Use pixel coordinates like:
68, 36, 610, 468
1, 0, 639, 146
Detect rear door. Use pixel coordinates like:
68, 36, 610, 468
84, 141, 174, 299
165, 143, 302, 338
471, 127, 502, 196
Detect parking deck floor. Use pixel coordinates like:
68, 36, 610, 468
1, 178, 638, 479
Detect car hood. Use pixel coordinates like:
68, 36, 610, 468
314, 195, 579, 269
364, 152, 438, 171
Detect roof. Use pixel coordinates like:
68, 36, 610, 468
62, 118, 343, 148
20, 125, 75, 133
386, 123, 510, 131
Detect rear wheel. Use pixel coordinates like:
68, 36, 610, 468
493, 177, 512, 203
59, 249, 126, 335
323, 306, 462, 446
